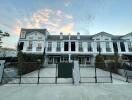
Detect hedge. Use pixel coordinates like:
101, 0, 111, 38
17, 52, 44, 75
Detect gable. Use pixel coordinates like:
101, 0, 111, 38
26, 31, 45, 40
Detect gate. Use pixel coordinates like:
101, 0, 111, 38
58, 63, 73, 78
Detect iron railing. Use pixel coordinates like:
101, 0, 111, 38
1, 61, 132, 85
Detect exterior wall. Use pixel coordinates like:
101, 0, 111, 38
19, 31, 46, 54
18, 29, 132, 67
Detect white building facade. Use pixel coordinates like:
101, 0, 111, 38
18, 28, 132, 66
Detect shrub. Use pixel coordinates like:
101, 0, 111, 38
0, 57, 18, 62
17, 52, 43, 75
95, 55, 105, 69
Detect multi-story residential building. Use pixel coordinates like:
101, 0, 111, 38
18, 28, 132, 66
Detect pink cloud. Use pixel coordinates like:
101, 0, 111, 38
12, 8, 74, 34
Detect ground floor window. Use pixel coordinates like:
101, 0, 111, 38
48, 56, 69, 64
47, 55, 91, 65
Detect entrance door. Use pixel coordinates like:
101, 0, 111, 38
54, 57, 60, 64
58, 63, 73, 78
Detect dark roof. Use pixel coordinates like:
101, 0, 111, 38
21, 28, 47, 35
111, 35, 122, 40
120, 32, 132, 38
92, 32, 113, 37
47, 35, 92, 40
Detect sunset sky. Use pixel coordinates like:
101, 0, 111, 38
0, 0, 132, 49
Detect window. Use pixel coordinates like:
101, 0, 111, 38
29, 37, 33, 40
18, 42, 24, 50
20, 31, 26, 38
78, 42, 83, 52
105, 39, 109, 40
38, 37, 42, 39
96, 38, 100, 40
88, 42, 92, 52
56, 42, 61, 51
97, 42, 101, 52
64, 42, 69, 51
120, 42, 125, 52
128, 42, 132, 52
47, 42, 52, 51
48, 57, 53, 64
71, 42, 75, 51
113, 42, 118, 53
86, 57, 90, 64
27, 41, 32, 51
106, 42, 111, 52
36, 43, 42, 51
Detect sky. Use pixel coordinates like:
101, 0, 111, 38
0, 0, 132, 49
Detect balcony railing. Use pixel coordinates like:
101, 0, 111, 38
106, 48, 111, 52
128, 48, 132, 52
88, 48, 92, 52
78, 47, 83, 52
36, 47, 42, 51
56, 47, 61, 52
47, 47, 52, 51
27, 47, 32, 51
97, 47, 102, 52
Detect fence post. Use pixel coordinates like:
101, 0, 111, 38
125, 69, 128, 83
95, 65, 97, 83
55, 64, 57, 84
37, 62, 40, 84
110, 70, 113, 83
19, 63, 22, 85
0, 61, 5, 84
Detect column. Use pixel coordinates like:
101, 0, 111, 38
69, 54, 71, 62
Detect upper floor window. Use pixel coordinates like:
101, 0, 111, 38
120, 42, 125, 52
71, 42, 75, 51
78, 42, 83, 52
38, 37, 42, 40
29, 37, 33, 40
106, 42, 111, 52
56, 42, 61, 51
97, 42, 101, 52
27, 41, 32, 51
128, 42, 132, 52
96, 38, 100, 40
36, 43, 42, 51
88, 42, 92, 52
47, 42, 52, 51
64, 42, 69, 51
105, 39, 109, 40
20, 31, 26, 38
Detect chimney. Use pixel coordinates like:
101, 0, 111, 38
77, 32, 80, 39
60, 32, 63, 39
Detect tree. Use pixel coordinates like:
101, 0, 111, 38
0, 30, 10, 48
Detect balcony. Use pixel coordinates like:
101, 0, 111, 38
128, 48, 132, 52
36, 47, 42, 51
78, 47, 83, 52
56, 47, 61, 52
88, 48, 92, 52
27, 47, 32, 51
106, 48, 111, 52
47, 47, 52, 52
97, 47, 102, 52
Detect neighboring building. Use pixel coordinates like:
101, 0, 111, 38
0, 48, 17, 57
18, 28, 132, 66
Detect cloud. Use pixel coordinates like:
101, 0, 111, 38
59, 23, 74, 33
12, 8, 74, 35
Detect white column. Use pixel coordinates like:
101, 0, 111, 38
69, 54, 71, 62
